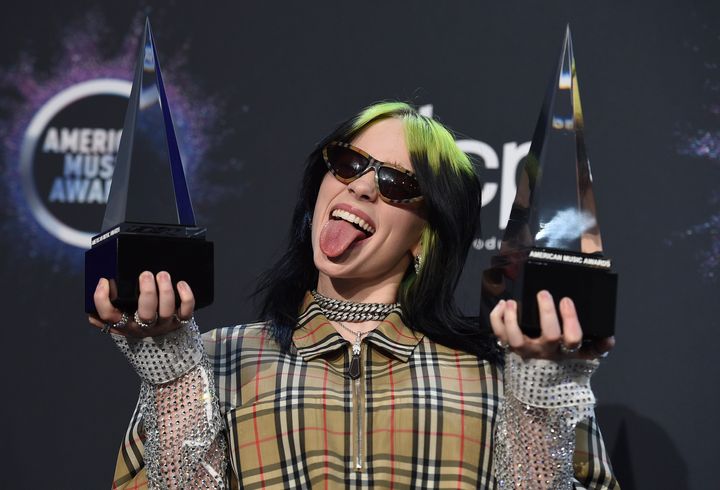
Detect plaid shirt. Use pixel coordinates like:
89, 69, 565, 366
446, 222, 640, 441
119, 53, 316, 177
112, 295, 618, 489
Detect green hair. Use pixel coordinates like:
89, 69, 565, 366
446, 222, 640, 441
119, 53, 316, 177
350, 102, 479, 306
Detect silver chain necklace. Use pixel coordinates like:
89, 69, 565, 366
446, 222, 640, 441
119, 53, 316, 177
336, 321, 371, 354
311, 289, 400, 380
310, 289, 400, 322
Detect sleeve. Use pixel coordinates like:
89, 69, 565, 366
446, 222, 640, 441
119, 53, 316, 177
109, 320, 228, 489
493, 352, 619, 489
572, 415, 620, 489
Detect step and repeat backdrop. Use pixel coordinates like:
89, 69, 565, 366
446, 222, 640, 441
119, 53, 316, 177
1, 1, 717, 488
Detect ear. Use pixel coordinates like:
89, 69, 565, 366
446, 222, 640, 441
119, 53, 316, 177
410, 240, 423, 258
410, 226, 427, 258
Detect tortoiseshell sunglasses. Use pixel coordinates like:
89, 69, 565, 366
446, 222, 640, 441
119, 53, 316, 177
322, 141, 424, 204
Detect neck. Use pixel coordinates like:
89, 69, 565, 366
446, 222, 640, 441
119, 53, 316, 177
333, 319, 379, 344
314, 272, 404, 344
315, 269, 404, 304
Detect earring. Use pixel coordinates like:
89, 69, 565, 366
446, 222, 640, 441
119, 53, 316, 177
414, 254, 422, 274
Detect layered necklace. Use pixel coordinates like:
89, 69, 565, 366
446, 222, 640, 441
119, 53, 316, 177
310, 289, 400, 321
311, 289, 400, 379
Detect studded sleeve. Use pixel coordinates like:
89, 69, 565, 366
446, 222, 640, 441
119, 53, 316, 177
493, 352, 616, 489
110, 320, 227, 489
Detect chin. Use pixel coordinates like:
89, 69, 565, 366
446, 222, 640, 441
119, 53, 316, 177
313, 251, 358, 279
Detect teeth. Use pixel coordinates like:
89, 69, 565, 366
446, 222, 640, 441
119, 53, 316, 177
331, 209, 375, 234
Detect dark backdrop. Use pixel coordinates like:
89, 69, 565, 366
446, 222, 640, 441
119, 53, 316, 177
1, 1, 717, 488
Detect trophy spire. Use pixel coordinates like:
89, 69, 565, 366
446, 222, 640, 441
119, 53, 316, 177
102, 18, 195, 230
506, 25, 603, 254
482, 25, 617, 340
86, 19, 213, 315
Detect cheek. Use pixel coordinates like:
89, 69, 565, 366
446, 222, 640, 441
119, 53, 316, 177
314, 174, 336, 217
386, 208, 427, 252
312, 173, 342, 236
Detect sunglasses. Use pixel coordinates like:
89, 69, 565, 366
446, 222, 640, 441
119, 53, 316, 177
322, 141, 424, 204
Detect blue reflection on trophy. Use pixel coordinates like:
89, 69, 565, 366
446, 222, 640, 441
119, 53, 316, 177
85, 19, 213, 313
481, 26, 617, 339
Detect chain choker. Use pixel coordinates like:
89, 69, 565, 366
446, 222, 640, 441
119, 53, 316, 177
310, 289, 400, 322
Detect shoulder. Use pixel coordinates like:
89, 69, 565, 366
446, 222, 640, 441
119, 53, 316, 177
200, 322, 286, 413
201, 321, 282, 357
408, 336, 504, 406
414, 335, 502, 376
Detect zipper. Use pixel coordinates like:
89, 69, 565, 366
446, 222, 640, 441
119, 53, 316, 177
349, 338, 364, 472
354, 373, 363, 471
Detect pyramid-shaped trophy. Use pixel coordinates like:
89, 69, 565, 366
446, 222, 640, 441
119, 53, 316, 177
481, 26, 617, 339
85, 19, 213, 313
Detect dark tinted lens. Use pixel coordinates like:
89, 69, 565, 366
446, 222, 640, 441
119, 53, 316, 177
377, 166, 422, 201
326, 146, 368, 179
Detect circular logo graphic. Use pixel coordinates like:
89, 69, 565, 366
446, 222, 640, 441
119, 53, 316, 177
20, 79, 131, 248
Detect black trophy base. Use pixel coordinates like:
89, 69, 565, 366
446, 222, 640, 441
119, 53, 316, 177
520, 258, 617, 339
482, 249, 617, 340
85, 228, 214, 314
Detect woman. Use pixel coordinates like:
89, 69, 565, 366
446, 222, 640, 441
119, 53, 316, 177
91, 102, 618, 489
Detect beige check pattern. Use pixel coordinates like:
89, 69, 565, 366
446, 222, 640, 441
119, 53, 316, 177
112, 294, 618, 489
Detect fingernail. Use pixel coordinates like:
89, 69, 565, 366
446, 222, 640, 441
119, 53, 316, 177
96, 279, 103, 290
158, 271, 169, 282
177, 281, 187, 291
539, 290, 551, 301
141, 271, 153, 281
498, 299, 506, 308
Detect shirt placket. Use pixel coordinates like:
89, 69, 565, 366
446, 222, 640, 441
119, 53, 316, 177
349, 340, 367, 473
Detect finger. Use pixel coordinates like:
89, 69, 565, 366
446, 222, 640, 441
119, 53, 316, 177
88, 314, 105, 329
176, 280, 196, 320
581, 336, 616, 359
136, 271, 158, 322
598, 336, 616, 353
559, 297, 583, 349
156, 271, 175, 319
489, 300, 507, 337
107, 278, 118, 301
537, 290, 561, 343
94, 278, 122, 322
88, 315, 128, 336
503, 300, 525, 349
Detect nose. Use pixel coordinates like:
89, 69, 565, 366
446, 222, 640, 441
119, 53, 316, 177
346, 169, 378, 202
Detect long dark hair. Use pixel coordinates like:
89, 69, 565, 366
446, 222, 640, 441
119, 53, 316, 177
255, 102, 500, 362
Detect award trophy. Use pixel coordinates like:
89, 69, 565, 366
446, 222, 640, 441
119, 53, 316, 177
481, 26, 617, 340
84, 19, 213, 314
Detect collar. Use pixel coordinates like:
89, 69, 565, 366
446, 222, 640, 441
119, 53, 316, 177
293, 292, 424, 363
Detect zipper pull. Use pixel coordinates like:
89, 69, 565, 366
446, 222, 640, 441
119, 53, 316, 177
349, 333, 362, 379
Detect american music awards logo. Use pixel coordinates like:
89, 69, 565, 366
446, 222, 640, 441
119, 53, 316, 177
19, 79, 130, 248
0, 15, 224, 268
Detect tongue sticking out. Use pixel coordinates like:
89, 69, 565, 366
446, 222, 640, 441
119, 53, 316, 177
320, 219, 367, 258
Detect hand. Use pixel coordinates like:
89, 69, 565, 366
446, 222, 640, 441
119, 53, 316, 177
88, 270, 195, 338
489, 290, 615, 360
